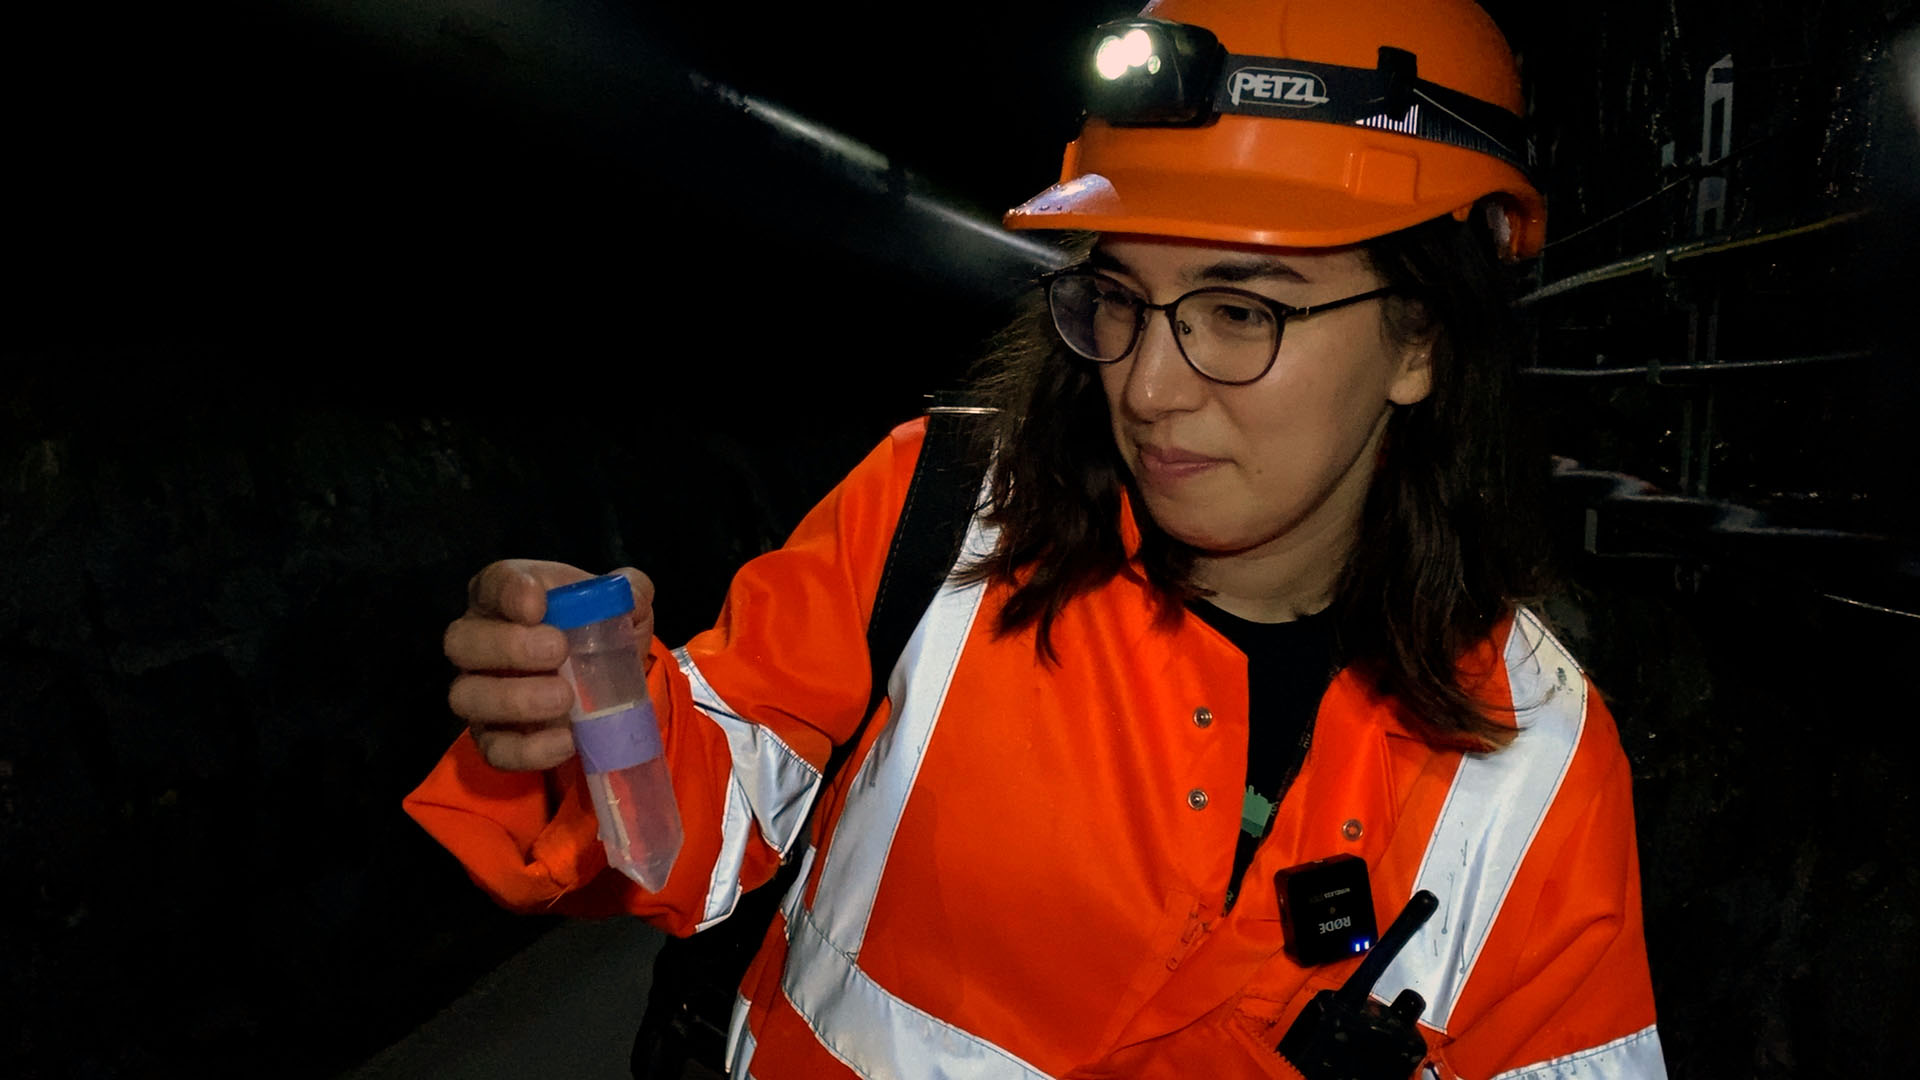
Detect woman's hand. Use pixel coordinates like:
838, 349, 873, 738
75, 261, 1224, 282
443, 559, 656, 771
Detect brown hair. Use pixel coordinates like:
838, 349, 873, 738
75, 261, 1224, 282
962, 213, 1546, 749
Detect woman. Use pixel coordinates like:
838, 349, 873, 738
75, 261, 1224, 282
411, 1, 1665, 1076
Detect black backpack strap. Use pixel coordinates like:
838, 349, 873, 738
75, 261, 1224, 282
633, 398, 995, 1079
832, 395, 996, 780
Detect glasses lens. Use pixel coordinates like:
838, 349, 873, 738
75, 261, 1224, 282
1173, 291, 1280, 383
1048, 273, 1141, 361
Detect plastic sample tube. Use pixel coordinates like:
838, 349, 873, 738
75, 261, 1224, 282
544, 574, 683, 890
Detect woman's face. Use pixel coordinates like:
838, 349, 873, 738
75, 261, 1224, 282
1094, 235, 1433, 563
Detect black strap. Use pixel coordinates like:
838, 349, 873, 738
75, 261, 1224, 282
831, 395, 995, 781
632, 398, 995, 1079
1209, 51, 1532, 173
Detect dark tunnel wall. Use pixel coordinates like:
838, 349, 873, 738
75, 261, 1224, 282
1505, 0, 1920, 1074
5, 1, 1919, 1077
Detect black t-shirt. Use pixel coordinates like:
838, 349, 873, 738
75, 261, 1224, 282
1187, 600, 1337, 912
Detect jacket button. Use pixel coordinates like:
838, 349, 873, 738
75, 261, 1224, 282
1192, 707, 1213, 728
1187, 788, 1209, 810
1342, 818, 1364, 841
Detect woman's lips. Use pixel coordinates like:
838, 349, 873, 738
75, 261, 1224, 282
1137, 443, 1225, 483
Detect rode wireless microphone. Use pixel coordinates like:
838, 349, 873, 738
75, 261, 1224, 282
1274, 853, 1379, 965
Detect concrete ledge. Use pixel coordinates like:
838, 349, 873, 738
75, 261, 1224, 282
343, 917, 665, 1080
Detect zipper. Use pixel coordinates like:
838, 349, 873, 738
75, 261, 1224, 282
1223, 717, 1318, 913
1166, 902, 1212, 971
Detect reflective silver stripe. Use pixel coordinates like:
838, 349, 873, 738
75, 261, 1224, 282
727, 844, 818, 1075
780, 844, 818, 929
1488, 1023, 1667, 1079
1377, 609, 1588, 1032
811, 518, 998, 955
726, 992, 757, 1076
783, 897, 1055, 1080
768, 515, 1039, 1077
675, 648, 825, 930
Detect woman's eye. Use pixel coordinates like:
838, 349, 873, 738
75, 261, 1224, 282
1207, 301, 1273, 328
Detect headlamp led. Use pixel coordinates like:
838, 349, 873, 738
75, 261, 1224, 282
1082, 17, 1533, 173
1085, 19, 1226, 125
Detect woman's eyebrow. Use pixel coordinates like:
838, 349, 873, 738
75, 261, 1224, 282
1184, 257, 1309, 285
1083, 249, 1311, 285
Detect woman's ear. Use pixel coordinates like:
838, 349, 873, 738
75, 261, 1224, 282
1387, 340, 1434, 406
1381, 294, 1437, 406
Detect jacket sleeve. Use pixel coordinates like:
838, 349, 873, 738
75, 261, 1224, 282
1424, 690, 1666, 1079
403, 419, 929, 935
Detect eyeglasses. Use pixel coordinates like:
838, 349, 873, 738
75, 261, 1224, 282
1042, 268, 1397, 385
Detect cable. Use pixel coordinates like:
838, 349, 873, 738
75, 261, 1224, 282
1819, 593, 1920, 620
1541, 131, 1782, 252
1521, 349, 1877, 379
1541, 174, 1693, 251
1520, 210, 1871, 305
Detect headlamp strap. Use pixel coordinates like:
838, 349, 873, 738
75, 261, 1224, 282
1208, 48, 1533, 173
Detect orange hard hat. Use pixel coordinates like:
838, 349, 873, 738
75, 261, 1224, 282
1004, 0, 1547, 258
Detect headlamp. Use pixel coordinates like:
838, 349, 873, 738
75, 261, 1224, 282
1084, 19, 1226, 126
1080, 17, 1533, 173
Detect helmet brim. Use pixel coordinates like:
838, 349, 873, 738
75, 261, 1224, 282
1003, 118, 1545, 257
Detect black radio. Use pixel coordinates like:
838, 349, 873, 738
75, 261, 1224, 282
1275, 887, 1440, 1080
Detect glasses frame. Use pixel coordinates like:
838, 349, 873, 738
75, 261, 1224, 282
1041, 268, 1398, 386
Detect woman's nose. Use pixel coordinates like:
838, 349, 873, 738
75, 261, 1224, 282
1120, 309, 1208, 420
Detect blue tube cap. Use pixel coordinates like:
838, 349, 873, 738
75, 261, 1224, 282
543, 574, 636, 630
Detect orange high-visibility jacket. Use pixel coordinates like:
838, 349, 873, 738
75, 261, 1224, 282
406, 420, 1665, 1079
